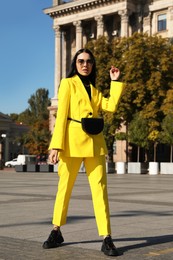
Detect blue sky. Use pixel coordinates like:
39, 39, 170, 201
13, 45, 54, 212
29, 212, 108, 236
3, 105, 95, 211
0, 0, 55, 115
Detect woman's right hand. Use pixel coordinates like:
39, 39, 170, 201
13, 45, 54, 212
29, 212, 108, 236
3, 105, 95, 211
49, 149, 59, 164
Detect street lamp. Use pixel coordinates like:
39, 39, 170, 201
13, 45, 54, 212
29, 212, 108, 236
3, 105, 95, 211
0, 134, 7, 169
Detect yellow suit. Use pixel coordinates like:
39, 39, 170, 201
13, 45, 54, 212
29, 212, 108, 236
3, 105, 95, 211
49, 75, 124, 236
49, 75, 124, 156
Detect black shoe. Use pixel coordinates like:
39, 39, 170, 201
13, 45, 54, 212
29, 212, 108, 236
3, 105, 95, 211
42, 229, 64, 249
101, 236, 119, 256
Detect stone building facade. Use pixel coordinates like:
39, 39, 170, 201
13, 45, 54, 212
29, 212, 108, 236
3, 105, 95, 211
44, 0, 173, 162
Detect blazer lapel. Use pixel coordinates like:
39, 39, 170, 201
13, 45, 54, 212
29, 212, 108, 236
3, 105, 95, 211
72, 75, 92, 103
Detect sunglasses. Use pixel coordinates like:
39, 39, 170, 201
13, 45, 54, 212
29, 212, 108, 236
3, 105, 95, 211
77, 59, 94, 65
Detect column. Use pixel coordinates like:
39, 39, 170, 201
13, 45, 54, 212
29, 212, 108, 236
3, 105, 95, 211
152, 12, 157, 35
168, 7, 173, 38
48, 25, 62, 133
4, 134, 9, 163
62, 31, 67, 78
95, 15, 104, 37
0, 141, 2, 168
0, 134, 7, 168
138, 14, 143, 33
53, 0, 58, 6
53, 25, 62, 99
73, 21, 82, 51
119, 10, 129, 37
143, 12, 152, 35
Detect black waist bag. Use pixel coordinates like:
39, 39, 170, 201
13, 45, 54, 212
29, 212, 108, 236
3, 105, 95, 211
68, 117, 104, 135
81, 118, 104, 135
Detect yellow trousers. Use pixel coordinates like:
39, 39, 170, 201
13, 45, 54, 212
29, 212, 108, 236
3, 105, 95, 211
52, 155, 111, 236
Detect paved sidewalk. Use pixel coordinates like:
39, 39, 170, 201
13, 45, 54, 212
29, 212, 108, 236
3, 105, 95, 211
0, 168, 173, 259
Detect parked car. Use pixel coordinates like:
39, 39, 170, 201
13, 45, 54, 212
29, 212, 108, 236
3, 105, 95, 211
17, 154, 36, 165
5, 154, 37, 168
5, 158, 18, 167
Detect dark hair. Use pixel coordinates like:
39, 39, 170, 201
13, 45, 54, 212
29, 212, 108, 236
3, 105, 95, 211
67, 48, 96, 87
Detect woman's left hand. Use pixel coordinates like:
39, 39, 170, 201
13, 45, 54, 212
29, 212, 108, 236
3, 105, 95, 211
110, 66, 120, 81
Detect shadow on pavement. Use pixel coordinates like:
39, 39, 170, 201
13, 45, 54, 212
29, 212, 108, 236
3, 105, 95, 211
62, 234, 173, 256
117, 234, 173, 255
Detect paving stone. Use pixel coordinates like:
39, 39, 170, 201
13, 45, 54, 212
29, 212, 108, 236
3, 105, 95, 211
0, 169, 173, 259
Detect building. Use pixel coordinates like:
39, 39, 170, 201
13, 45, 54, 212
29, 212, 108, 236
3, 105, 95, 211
44, 0, 173, 162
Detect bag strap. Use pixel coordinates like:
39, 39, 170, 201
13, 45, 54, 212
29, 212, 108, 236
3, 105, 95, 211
68, 117, 81, 123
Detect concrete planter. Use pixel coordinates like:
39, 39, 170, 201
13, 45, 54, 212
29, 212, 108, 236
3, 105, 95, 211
128, 162, 148, 174
39, 164, 54, 172
106, 162, 115, 174
54, 164, 58, 173
116, 162, 126, 174
160, 163, 173, 174
15, 165, 27, 172
26, 164, 39, 172
148, 162, 159, 175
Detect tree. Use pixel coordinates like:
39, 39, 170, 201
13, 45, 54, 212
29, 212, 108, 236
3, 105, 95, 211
117, 33, 173, 121
128, 113, 149, 162
160, 113, 173, 162
103, 111, 122, 162
87, 36, 113, 93
23, 88, 51, 155
86, 36, 124, 161
118, 34, 173, 162
86, 33, 173, 162
9, 113, 20, 122
115, 131, 127, 162
9, 88, 51, 155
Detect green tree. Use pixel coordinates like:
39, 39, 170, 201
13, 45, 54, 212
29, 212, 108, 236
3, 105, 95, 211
103, 111, 121, 162
117, 33, 173, 121
87, 36, 112, 93
24, 88, 51, 154
86, 33, 173, 162
9, 113, 20, 122
161, 89, 173, 116
160, 113, 173, 162
86, 36, 123, 161
119, 34, 173, 162
128, 113, 149, 162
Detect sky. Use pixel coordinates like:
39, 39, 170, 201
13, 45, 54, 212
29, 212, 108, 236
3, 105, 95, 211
0, 0, 55, 115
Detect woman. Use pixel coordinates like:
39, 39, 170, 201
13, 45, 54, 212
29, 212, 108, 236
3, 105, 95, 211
43, 48, 124, 256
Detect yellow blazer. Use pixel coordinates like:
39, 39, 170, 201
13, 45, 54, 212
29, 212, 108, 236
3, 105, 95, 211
49, 75, 124, 157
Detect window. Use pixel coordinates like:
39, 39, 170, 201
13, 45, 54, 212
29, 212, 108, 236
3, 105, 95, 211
158, 14, 167, 31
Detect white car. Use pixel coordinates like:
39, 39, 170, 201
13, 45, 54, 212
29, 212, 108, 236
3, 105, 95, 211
5, 158, 18, 167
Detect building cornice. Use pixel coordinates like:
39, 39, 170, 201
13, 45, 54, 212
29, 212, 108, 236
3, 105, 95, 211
44, 0, 125, 18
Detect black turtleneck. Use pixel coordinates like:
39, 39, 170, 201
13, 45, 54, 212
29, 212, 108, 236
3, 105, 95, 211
77, 73, 91, 100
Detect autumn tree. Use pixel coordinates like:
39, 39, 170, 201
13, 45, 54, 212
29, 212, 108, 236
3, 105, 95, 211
24, 88, 51, 154
10, 88, 51, 155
